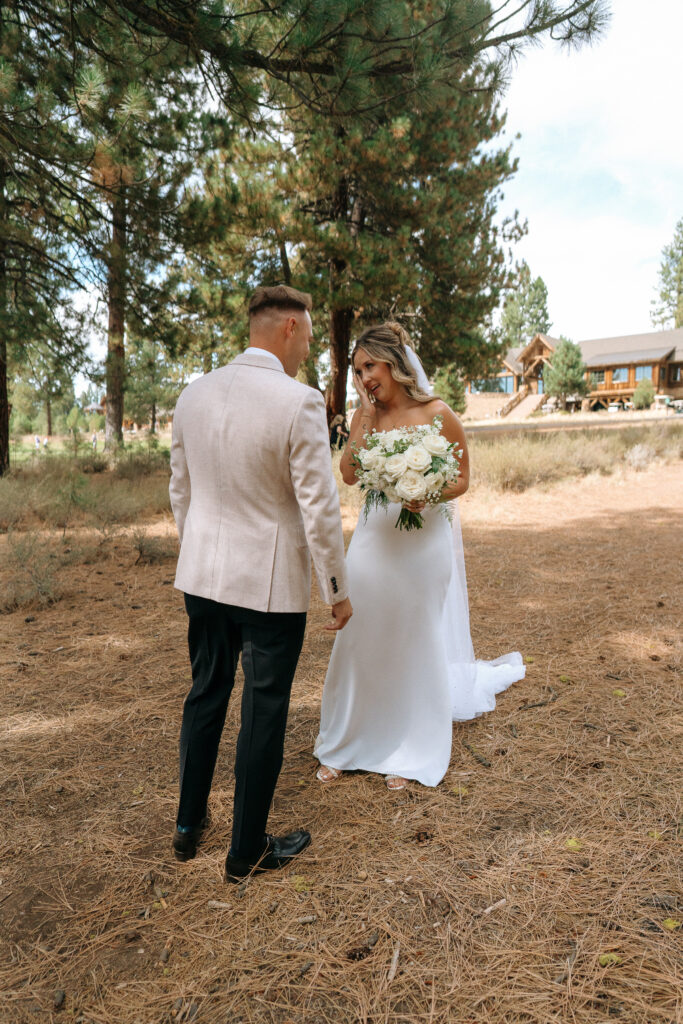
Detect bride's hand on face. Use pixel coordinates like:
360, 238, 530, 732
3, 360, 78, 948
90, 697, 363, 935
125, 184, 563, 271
353, 369, 375, 415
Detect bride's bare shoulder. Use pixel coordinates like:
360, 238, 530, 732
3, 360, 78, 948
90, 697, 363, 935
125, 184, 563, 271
425, 397, 457, 421
426, 398, 465, 441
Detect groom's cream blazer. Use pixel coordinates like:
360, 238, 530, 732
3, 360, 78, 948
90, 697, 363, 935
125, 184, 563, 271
169, 351, 348, 613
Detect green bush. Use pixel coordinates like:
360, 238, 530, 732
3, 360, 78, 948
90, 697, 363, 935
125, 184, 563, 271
632, 377, 655, 409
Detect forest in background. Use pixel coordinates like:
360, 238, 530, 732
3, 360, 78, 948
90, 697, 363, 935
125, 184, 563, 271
1, 1, 613, 469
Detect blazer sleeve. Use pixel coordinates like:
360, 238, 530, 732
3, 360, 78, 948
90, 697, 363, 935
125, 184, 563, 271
289, 388, 349, 605
169, 394, 191, 544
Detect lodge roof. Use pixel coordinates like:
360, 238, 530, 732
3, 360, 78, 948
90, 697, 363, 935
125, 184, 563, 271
503, 348, 523, 374
516, 333, 562, 364
576, 327, 683, 363
583, 346, 674, 367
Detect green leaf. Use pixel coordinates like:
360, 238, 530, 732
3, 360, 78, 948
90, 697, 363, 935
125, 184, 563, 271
564, 837, 582, 851
662, 918, 681, 931
292, 875, 309, 893
599, 953, 622, 967
612, 688, 627, 698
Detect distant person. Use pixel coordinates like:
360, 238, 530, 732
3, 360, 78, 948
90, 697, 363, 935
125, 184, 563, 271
42, 437, 48, 450
329, 413, 344, 449
336, 416, 349, 449
169, 283, 352, 882
92, 432, 97, 451
34, 435, 40, 452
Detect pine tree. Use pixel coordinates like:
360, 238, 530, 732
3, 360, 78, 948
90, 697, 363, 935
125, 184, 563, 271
500, 262, 552, 353
125, 339, 183, 433
0, 0, 610, 469
181, 49, 522, 417
651, 218, 683, 329
544, 338, 588, 408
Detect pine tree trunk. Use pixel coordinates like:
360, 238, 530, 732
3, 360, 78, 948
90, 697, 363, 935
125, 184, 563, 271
203, 350, 212, 374
325, 170, 353, 422
327, 305, 353, 422
105, 189, 127, 449
0, 157, 9, 476
279, 240, 292, 285
46, 393, 52, 437
150, 400, 156, 435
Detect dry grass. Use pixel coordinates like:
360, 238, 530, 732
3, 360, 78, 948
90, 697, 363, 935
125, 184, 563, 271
0, 463, 681, 1024
0, 452, 170, 534
468, 421, 683, 491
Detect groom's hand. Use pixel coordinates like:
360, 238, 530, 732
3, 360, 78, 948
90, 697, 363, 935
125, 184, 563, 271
324, 597, 353, 631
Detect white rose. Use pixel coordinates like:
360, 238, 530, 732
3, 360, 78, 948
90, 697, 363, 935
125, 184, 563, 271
382, 429, 403, 448
426, 471, 445, 494
405, 445, 431, 472
422, 433, 450, 456
384, 452, 409, 479
395, 469, 428, 502
359, 447, 382, 470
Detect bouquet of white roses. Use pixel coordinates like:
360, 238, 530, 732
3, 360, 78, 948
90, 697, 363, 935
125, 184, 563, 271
353, 416, 462, 530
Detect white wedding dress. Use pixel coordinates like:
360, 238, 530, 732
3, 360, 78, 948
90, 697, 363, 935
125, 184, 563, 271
314, 498, 525, 787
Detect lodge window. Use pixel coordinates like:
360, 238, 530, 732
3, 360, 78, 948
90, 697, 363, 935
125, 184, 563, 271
669, 365, 681, 382
635, 365, 653, 381
590, 370, 605, 385
471, 375, 514, 393
612, 367, 628, 383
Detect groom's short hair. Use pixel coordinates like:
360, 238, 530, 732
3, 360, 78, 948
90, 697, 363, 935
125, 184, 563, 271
248, 284, 312, 318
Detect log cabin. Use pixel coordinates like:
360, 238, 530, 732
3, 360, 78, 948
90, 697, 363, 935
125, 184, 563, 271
466, 327, 683, 415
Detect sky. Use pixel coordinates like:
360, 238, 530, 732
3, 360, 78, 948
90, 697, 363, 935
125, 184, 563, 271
496, 0, 683, 342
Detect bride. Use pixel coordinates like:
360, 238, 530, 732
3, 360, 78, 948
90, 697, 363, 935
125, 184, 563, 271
314, 322, 525, 790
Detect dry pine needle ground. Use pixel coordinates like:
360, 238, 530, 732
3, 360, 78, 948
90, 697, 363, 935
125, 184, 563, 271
0, 460, 681, 1024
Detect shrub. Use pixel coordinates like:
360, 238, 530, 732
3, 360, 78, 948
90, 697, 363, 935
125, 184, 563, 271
131, 527, 177, 564
0, 531, 61, 612
625, 443, 655, 471
632, 378, 655, 409
113, 447, 170, 480
0, 478, 25, 532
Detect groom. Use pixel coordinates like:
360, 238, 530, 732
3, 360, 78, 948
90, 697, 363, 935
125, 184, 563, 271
169, 284, 352, 881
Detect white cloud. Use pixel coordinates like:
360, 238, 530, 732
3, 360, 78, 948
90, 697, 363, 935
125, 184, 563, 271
497, 0, 683, 339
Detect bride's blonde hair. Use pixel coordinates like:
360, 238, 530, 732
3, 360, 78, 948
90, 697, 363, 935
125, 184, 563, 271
352, 322, 434, 403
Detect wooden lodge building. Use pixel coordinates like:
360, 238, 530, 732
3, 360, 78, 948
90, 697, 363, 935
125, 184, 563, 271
467, 326, 683, 415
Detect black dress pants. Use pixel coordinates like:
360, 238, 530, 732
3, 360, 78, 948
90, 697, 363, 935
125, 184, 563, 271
177, 593, 307, 859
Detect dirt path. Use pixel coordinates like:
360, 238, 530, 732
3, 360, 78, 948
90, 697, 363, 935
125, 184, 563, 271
0, 466, 681, 1024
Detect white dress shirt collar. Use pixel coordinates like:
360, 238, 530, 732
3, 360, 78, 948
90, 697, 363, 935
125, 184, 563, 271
243, 346, 284, 372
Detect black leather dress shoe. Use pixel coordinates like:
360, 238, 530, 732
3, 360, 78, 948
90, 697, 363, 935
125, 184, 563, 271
224, 829, 311, 882
172, 815, 209, 862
